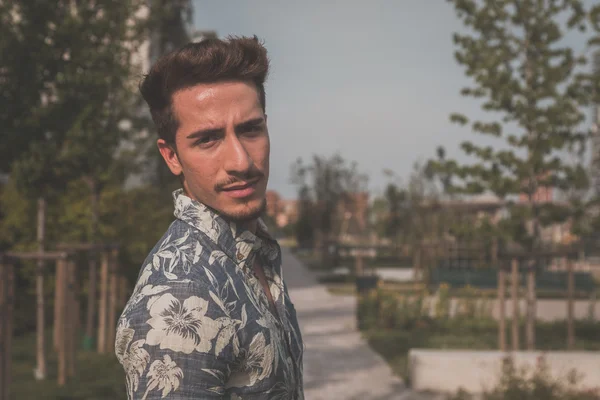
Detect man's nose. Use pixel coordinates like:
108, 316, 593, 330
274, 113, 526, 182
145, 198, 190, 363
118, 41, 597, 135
222, 133, 253, 175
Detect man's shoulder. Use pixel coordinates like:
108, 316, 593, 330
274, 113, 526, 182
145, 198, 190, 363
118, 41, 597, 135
137, 219, 221, 282
150, 219, 216, 253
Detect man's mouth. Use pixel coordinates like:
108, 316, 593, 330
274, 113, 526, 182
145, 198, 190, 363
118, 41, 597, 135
220, 179, 260, 198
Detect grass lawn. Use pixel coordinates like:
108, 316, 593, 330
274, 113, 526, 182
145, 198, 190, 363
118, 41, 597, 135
294, 250, 598, 300
323, 279, 597, 300
363, 319, 600, 385
10, 332, 126, 400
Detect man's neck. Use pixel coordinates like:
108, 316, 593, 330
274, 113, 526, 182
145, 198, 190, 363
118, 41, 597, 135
237, 219, 258, 235
181, 186, 259, 235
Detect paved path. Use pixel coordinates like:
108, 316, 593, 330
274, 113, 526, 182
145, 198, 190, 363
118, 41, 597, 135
282, 248, 443, 400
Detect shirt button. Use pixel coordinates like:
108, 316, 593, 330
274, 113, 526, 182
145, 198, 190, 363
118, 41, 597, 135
237, 252, 244, 261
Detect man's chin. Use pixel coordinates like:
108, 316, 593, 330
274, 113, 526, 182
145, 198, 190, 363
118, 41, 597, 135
219, 199, 266, 224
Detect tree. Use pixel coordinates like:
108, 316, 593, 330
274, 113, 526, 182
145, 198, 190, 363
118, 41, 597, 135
429, 0, 598, 350
49, 1, 148, 347
0, 0, 149, 377
294, 185, 316, 249
144, 0, 194, 188
376, 163, 442, 245
148, 0, 193, 58
290, 153, 368, 250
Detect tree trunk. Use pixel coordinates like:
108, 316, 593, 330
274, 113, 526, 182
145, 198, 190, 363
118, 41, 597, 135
567, 256, 575, 349
85, 179, 100, 349
0, 261, 15, 400
0, 262, 5, 400
57, 259, 67, 386
84, 258, 97, 350
119, 275, 128, 310
490, 237, 506, 351
354, 254, 364, 277
494, 237, 506, 351
511, 258, 520, 351
36, 197, 47, 380
498, 267, 506, 351
524, 24, 539, 352
526, 261, 536, 350
413, 245, 421, 281
67, 260, 77, 378
107, 249, 119, 353
97, 251, 110, 354
53, 258, 64, 350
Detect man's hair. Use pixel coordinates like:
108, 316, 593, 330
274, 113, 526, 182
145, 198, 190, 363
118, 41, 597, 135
140, 35, 270, 144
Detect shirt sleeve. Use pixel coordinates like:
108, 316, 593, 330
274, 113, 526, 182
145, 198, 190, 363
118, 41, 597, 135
115, 279, 238, 399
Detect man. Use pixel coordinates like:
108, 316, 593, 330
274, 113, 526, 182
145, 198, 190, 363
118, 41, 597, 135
115, 36, 304, 399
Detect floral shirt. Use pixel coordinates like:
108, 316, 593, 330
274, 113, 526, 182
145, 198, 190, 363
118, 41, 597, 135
115, 189, 304, 399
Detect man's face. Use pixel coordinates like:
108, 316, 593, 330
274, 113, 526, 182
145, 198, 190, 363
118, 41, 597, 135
158, 81, 270, 223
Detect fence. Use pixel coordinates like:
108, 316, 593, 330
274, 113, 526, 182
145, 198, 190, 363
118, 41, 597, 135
0, 244, 127, 400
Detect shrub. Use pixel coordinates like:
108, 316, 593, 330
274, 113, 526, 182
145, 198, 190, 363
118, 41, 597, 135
435, 283, 452, 319
588, 290, 597, 323
447, 356, 600, 400
357, 290, 379, 330
357, 288, 433, 331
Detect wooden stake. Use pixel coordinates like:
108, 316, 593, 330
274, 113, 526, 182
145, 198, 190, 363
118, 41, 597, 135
67, 260, 77, 378
567, 256, 575, 350
526, 261, 536, 350
85, 257, 97, 347
86, 182, 100, 348
57, 259, 67, 386
0, 262, 5, 400
413, 245, 421, 280
97, 251, 109, 354
118, 276, 128, 311
35, 197, 47, 380
492, 238, 505, 351
355, 254, 364, 277
6, 263, 14, 400
107, 249, 119, 353
54, 259, 65, 351
0, 261, 14, 400
498, 267, 506, 352
511, 258, 520, 351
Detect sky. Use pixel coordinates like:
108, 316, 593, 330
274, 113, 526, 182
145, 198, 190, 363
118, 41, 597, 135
192, 1, 594, 200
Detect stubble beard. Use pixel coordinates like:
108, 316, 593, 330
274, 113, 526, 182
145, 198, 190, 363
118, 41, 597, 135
220, 197, 267, 224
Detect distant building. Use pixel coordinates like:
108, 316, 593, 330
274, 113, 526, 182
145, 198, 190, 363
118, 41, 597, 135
278, 199, 298, 227
424, 193, 576, 246
337, 192, 370, 237
191, 30, 218, 43
519, 185, 554, 204
591, 50, 600, 194
265, 190, 298, 228
415, 194, 506, 243
265, 190, 282, 217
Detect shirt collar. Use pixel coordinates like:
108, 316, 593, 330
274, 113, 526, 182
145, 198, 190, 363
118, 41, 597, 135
172, 189, 276, 265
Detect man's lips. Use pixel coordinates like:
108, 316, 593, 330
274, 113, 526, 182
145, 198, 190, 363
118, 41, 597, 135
220, 179, 260, 198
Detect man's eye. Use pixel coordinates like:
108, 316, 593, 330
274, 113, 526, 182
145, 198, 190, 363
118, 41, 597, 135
195, 135, 217, 146
243, 125, 263, 135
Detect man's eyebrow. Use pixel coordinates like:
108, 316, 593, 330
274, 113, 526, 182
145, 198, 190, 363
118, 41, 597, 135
235, 117, 265, 130
185, 117, 265, 140
186, 127, 223, 140
186, 117, 265, 139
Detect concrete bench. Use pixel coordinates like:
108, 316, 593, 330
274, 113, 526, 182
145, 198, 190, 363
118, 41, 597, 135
408, 349, 600, 394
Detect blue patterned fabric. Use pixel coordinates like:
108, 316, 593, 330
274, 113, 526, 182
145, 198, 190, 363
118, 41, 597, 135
115, 189, 304, 399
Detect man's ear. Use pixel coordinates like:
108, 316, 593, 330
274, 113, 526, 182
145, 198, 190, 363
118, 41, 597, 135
157, 139, 183, 176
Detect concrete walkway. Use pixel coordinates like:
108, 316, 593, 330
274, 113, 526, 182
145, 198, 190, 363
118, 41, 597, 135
282, 248, 443, 400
